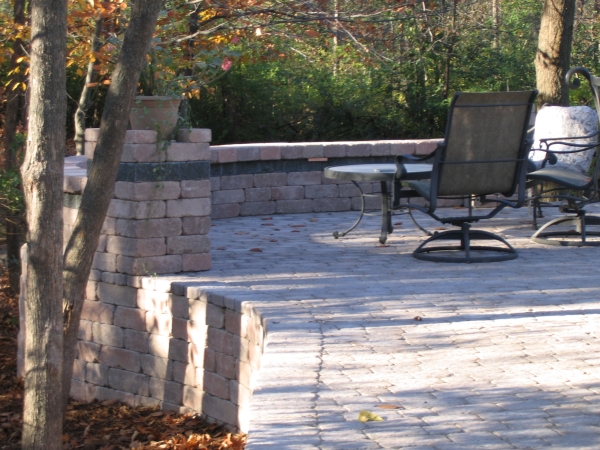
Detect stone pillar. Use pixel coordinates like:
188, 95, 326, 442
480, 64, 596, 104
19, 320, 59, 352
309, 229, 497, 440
83, 128, 212, 276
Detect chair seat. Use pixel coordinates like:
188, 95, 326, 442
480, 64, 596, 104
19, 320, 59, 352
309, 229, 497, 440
527, 167, 592, 190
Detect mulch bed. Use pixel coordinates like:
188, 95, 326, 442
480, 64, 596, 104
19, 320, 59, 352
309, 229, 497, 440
0, 268, 247, 449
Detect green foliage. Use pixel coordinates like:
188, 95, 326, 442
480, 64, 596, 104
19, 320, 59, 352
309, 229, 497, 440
0, 168, 24, 215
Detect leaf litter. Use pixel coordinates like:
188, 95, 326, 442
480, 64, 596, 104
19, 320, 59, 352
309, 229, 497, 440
0, 267, 246, 449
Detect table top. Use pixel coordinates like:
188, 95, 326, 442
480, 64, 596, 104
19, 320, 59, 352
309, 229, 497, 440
324, 163, 432, 182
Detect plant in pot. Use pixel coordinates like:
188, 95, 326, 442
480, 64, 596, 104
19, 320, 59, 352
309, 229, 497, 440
132, 34, 239, 140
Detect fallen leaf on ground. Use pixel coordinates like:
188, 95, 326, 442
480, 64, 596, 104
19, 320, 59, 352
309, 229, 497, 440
309, 218, 319, 222
394, 222, 403, 226
377, 404, 404, 410
289, 224, 305, 228
358, 411, 384, 422
291, 230, 300, 233
261, 217, 273, 220
261, 223, 274, 226
414, 316, 422, 321
249, 248, 263, 252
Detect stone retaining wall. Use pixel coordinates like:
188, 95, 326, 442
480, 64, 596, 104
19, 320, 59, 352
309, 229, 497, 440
209, 140, 442, 219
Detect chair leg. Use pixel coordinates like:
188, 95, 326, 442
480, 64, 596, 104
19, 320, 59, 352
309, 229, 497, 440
531, 210, 600, 246
413, 223, 518, 263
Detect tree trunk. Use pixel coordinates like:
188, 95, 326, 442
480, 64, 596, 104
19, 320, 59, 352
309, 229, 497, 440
61, 0, 163, 410
492, 0, 500, 49
534, 0, 576, 107
20, 0, 67, 446
74, 18, 103, 156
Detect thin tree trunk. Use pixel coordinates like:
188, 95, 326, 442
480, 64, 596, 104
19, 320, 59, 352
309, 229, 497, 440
74, 18, 103, 156
61, 0, 163, 410
492, 0, 500, 49
534, 0, 576, 106
20, 0, 67, 446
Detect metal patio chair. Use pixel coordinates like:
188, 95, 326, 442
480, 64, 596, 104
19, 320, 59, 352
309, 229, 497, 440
394, 90, 537, 263
527, 67, 600, 246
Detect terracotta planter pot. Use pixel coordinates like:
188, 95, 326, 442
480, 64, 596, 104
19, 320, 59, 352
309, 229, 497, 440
129, 96, 182, 139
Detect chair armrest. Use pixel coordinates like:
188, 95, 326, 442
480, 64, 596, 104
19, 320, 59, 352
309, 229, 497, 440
394, 143, 442, 179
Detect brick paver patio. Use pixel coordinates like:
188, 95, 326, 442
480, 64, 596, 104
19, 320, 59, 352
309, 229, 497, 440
196, 205, 600, 449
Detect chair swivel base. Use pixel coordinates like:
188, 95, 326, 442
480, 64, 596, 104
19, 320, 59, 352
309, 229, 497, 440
531, 211, 600, 247
413, 225, 518, 263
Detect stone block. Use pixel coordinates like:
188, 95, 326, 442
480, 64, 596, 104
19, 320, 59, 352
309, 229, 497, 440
177, 128, 211, 143
271, 186, 304, 200
204, 348, 216, 372
225, 310, 245, 336
275, 199, 314, 214
216, 353, 236, 379
371, 142, 392, 156
351, 195, 379, 211
99, 346, 141, 372
123, 329, 149, 353
188, 343, 204, 368
182, 253, 212, 272
303, 144, 324, 159
339, 182, 370, 197
239, 201, 276, 216
137, 290, 171, 313
116, 218, 181, 239
202, 394, 238, 425
229, 380, 252, 407
169, 338, 190, 363
204, 372, 230, 400
77, 341, 101, 363
280, 145, 303, 159
96, 235, 108, 253
149, 378, 184, 405
210, 203, 240, 219
207, 304, 225, 329
236, 146, 260, 161
233, 337, 250, 363
84, 141, 96, 159
236, 360, 256, 389
167, 198, 211, 217
323, 144, 347, 158
72, 359, 86, 381
248, 342, 263, 369
173, 362, 200, 387
134, 395, 161, 408
81, 300, 115, 325
415, 139, 442, 155
108, 368, 149, 396
121, 143, 163, 163
85, 281, 98, 301
305, 184, 339, 199
182, 216, 211, 235
64, 175, 84, 194
113, 306, 146, 331
107, 199, 166, 220
114, 181, 181, 201
220, 174, 254, 190
253, 172, 287, 187
167, 235, 210, 255
207, 328, 234, 355
92, 322, 124, 347
84, 128, 100, 142
91, 252, 117, 272
260, 145, 281, 160
69, 380, 88, 402
94, 386, 135, 406
78, 319, 93, 341
124, 129, 158, 144
287, 171, 322, 186
101, 217, 117, 235
210, 148, 219, 164
314, 197, 352, 212
141, 354, 172, 380
85, 362, 109, 385
106, 236, 166, 257
216, 147, 237, 163
189, 300, 207, 324
170, 295, 190, 319
244, 187, 271, 202
389, 141, 416, 155
180, 180, 211, 198
183, 385, 204, 411
89, 269, 102, 281
346, 142, 372, 157
146, 312, 172, 336
212, 189, 244, 205
148, 333, 170, 358
98, 282, 138, 307
166, 142, 210, 162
